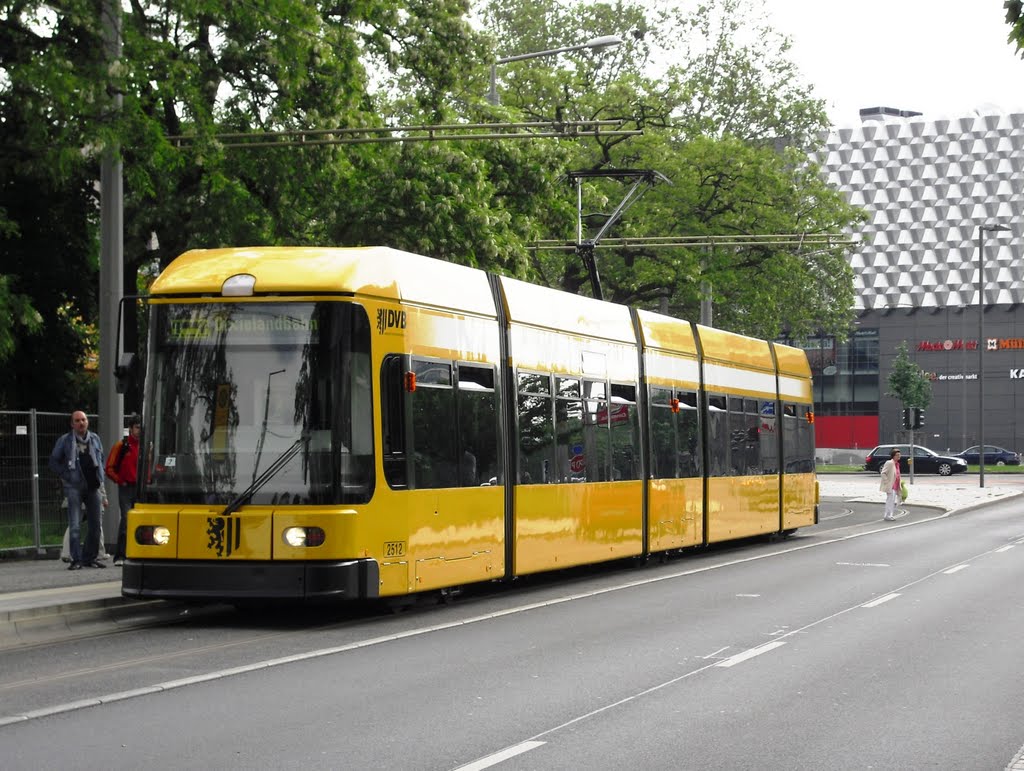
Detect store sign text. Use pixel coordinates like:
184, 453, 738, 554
992, 338, 1024, 350
929, 372, 978, 381
917, 339, 977, 352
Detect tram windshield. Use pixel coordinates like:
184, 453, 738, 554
140, 301, 373, 505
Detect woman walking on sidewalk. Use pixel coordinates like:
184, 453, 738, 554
880, 448, 902, 521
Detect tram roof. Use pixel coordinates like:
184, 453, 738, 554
634, 309, 698, 356
772, 342, 813, 378
497, 276, 636, 344
150, 246, 497, 318
696, 324, 775, 371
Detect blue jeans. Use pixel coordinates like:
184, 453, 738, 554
65, 484, 102, 563
114, 483, 137, 560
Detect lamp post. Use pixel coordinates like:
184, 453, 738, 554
977, 223, 1010, 488
487, 35, 622, 106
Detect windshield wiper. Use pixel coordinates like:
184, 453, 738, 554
220, 433, 309, 517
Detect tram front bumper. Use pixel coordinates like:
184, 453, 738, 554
121, 559, 380, 602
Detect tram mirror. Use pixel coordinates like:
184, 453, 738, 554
114, 353, 139, 394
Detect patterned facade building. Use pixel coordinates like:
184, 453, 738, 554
804, 110, 1024, 455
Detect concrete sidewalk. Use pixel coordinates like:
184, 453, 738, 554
818, 473, 1024, 511
0, 555, 186, 649
1, 473, 1020, 648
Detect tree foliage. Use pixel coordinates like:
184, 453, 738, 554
477, 0, 864, 341
1, 0, 866, 409
1006, 0, 1024, 56
0, 0, 506, 408
886, 342, 933, 410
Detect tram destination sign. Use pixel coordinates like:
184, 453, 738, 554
164, 305, 318, 346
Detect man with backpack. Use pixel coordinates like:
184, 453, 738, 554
105, 414, 141, 566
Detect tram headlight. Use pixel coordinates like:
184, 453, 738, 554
135, 525, 171, 546
283, 526, 325, 548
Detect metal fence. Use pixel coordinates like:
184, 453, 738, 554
0, 410, 104, 554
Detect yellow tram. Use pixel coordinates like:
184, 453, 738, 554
121, 246, 816, 601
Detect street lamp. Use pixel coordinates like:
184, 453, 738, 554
977, 223, 1010, 488
487, 35, 622, 106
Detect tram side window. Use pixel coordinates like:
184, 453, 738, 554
759, 401, 778, 474
518, 372, 553, 484
797, 404, 815, 472
457, 364, 500, 486
648, 387, 701, 480
555, 377, 586, 482
410, 359, 457, 488
381, 355, 407, 488
782, 402, 814, 473
584, 379, 610, 482
648, 387, 676, 479
743, 398, 762, 475
706, 394, 728, 476
610, 383, 640, 481
728, 396, 747, 475
678, 391, 701, 477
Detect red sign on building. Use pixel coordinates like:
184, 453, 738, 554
917, 339, 978, 352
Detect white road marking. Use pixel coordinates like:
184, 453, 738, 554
701, 646, 731, 659
836, 561, 890, 567
714, 641, 787, 668
862, 593, 901, 608
943, 565, 969, 574
735, 593, 761, 597
455, 741, 546, 771
1005, 739, 1024, 770
995, 545, 1014, 553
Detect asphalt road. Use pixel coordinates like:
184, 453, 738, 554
3, 494, 1024, 770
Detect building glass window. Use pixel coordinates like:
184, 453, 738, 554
780, 329, 879, 417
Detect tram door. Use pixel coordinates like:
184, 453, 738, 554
380, 354, 505, 593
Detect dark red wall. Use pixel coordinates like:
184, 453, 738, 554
815, 415, 878, 449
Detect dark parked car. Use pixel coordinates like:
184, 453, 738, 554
863, 444, 968, 476
955, 445, 1021, 466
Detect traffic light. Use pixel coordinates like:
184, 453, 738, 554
912, 407, 925, 430
902, 407, 912, 430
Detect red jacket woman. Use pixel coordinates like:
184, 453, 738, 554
105, 417, 142, 564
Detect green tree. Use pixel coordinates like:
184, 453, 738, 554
0, 275, 42, 362
476, 0, 865, 341
886, 342, 933, 410
3, 0, 868, 409
1006, 0, 1024, 55
0, 160, 99, 409
0, 0, 503, 408
0, 0, 108, 405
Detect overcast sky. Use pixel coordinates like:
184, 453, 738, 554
761, 1, 1024, 127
